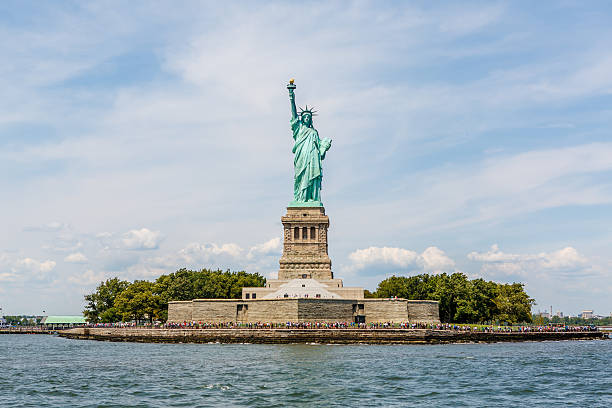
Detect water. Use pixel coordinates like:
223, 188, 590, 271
1, 335, 610, 407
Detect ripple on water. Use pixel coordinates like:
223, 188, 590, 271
0, 335, 611, 407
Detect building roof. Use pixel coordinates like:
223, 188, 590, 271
41, 316, 87, 324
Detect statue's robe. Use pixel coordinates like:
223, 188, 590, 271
291, 117, 330, 202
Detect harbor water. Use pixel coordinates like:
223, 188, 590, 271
1, 334, 610, 407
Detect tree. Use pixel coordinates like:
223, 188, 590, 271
114, 280, 162, 323
372, 273, 534, 324
154, 268, 266, 302
154, 268, 266, 321
447, 277, 498, 323
81, 268, 267, 323
83, 278, 130, 323
363, 289, 377, 298
494, 283, 534, 323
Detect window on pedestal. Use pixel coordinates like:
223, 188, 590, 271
294, 227, 299, 240
252, 293, 256, 299
310, 227, 316, 241
302, 227, 308, 240
245, 293, 250, 299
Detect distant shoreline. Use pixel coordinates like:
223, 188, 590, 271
55, 327, 607, 344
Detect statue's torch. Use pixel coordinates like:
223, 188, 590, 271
287, 78, 296, 96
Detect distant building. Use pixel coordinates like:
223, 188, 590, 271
537, 311, 551, 319
580, 310, 594, 319
40, 316, 86, 328
0, 317, 6, 326
555, 311, 564, 318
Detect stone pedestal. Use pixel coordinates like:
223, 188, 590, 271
278, 206, 333, 280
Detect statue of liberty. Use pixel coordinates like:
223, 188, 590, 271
287, 79, 332, 207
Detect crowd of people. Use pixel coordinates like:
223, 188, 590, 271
85, 321, 600, 332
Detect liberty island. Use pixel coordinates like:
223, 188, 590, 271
31, 82, 605, 344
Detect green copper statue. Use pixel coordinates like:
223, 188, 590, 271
287, 79, 332, 207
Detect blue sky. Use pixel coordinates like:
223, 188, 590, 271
1, 1, 611, 317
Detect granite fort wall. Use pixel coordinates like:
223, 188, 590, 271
245, 299, 299, 323
167, 301, 192, 322
192, 300, 238, 323
363, 299, 409, 323
407, 300, 440, 322
167, 298, 440, 323
297, 299, 354, 322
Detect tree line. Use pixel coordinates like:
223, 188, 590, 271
366, 273, 535, 324
2, 315, 43, 326
83, 269, 534, 324
533, 315, 611, 326
83, 268, 266, 323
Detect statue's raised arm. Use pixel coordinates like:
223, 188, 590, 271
287, 78, 298, 121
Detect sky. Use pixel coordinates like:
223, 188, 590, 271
1, 1, 611, 317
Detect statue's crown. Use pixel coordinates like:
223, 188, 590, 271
299, 105, 318, 116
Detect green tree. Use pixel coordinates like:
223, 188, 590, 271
83, 277, 130, 323
155, 268, 266, 301
373, 273, 533, 324
374, 276, 412, 298
114, 280, 162, 323
154, 268, 266, 321
363, 289, 377, 298
494, 283, 534, 323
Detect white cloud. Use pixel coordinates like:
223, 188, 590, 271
67, 269, 106, 286
121, 228, 163, 250
64, 252, 88, 263
361, 142, 612, 236
247, 237, 281, 259
122, 237, 282, 280
0, 254, 20, 282
127, 241, 247, 279
468, 244, 524, 262
12, 257, 56, 276
178, 242, 244, 262
0, 272, 19, 282
24, 221, 69, 232
348, 247, 419, 270
346, 246, 455, 275
418, 246, 456, 272
540, 247, 588, 269
124, 263, 168, 279
468, 244, 588, 278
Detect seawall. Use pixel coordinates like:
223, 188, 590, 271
0, 328, 56, 334
58, 328, 606, 344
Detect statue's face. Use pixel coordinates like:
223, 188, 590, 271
301, 113, 312, 126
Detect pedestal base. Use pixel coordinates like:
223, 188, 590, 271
278, 206, 332, 280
